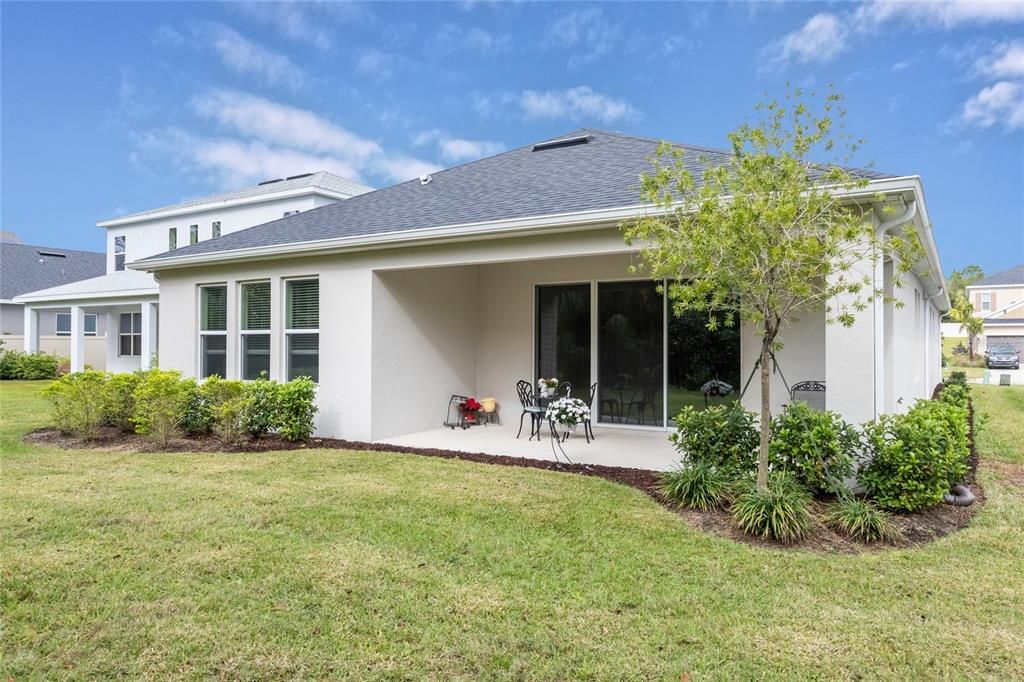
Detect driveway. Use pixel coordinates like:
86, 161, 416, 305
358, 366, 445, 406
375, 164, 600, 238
973, 367, 1024, 386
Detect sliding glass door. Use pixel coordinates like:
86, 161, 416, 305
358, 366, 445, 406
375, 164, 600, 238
535, 284, 591, 395
598, 281, 664, 425
535, 279, 741, 429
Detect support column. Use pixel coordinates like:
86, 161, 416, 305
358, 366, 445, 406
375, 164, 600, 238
70, 305, 85, 372
141, 302, 158, 369
269, 277, 283, 381
23, 307, 39, 353
106, 312, 119, 368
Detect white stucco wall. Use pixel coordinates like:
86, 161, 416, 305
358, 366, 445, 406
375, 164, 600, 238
739, 310, 826, 418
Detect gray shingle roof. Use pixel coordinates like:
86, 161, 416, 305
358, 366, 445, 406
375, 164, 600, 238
105, 171, 374, 224
972, 264, 1024, 287
138, 128, 895, 263
0, 241, 106, 299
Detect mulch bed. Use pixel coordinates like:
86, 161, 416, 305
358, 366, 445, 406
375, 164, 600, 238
24, 386, 994, 554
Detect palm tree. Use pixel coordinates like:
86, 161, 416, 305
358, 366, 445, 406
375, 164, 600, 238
948, 296, 984, 359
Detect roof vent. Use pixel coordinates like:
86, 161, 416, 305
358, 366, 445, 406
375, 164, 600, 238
286, 173, 314, 181
37, 250, 66, 258
258, 178, 284, 186
532, 134, 591, 152
419, 174, 432, 185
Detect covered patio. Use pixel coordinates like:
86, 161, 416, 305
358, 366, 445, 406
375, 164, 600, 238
376, 422, 679, 471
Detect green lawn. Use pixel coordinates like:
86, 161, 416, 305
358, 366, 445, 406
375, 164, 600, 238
2, 381, 1023, 680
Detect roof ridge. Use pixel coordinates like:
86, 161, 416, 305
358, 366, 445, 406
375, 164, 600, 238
2, 241, 104, 256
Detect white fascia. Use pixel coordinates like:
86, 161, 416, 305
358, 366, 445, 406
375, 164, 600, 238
132, 175, 947, 304
14, 288, 160, 305
97, 187, 352, 228
965, 283, 1024, 291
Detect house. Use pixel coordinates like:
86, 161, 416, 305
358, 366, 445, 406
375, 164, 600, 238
15, 172, 372, 373
127, 129, 948, 468
965, 264, 1024, 354
1, 233, 106, 365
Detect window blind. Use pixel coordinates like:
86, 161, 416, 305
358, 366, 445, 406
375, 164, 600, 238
241, 282, 271, 330
201, 286, 227, 331
287, 279, 319, 329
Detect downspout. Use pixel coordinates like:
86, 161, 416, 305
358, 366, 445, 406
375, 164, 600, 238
872, 198, 918, 419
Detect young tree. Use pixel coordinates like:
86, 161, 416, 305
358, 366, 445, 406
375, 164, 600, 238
948, 296, 984, 359
623, 86, 924, 492
944, 265, 984, 322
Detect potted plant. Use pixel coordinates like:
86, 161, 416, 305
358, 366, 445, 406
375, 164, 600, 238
537, 377, 558, 398
462, 397, 482, 425
545, 397, 590, 438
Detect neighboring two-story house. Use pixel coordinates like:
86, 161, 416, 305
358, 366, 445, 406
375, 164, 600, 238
15, 172, 372, 372
966, 263, 1024, 354
1, 233, 107, 365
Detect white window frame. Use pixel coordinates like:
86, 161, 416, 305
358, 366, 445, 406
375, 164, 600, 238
190, 224, 199, 245
239, 280, 271, 381
169, 227, 177, 250
283, 277, 319, 383
981, 292, 991, 312
199, 283, 228, 378
118, 312, 142, 357
212, 221, 221, 238
55, 312, 98, 336
114, 235, 126, 271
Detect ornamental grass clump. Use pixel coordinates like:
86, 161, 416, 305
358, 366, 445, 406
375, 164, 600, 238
731, 472, 814, 543
825, 497, 901, 543
769, 401, 859, 495
660, 462, 733, 511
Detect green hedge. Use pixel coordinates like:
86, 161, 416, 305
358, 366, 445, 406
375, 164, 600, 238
769, 401, 858, 494
670, 402, 759, 475
0, 347, 63, 380
43, 370, 318, 445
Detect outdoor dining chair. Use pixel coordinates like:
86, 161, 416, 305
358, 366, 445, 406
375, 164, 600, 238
515, 379, 546, 441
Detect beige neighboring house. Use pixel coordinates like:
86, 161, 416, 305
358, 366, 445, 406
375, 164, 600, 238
0, 234, 107, 367
966, 264, 1024, 354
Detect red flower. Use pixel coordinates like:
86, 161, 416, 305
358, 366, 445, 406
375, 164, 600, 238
463, 398, 482, 413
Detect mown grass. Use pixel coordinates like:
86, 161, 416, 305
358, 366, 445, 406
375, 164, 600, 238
973, 384, 1024, 465
2, 380, 1023, 680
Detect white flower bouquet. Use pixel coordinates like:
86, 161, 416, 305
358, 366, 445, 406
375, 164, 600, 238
545, 397, 590, 426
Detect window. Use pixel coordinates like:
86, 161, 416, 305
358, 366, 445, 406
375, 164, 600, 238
200, 285, 227, 378
212, 221, 221, 238
190, 224, 199, 245
535, 284, 591, 396
56, 313, 98, 336
285, 278, 318, 382
240, 281, 271, 380
598, 281, 664, 425
981, 292, 991, 312
119, 312, 142, 356
168, 227, 177, 250
114, 235, 126, 271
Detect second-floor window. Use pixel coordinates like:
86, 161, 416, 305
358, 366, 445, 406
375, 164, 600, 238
212, 221, 221, 238
981, 292, 991, 312
169, 228, 177, 250
190, 224, 199, 245
114, 236, 126, 271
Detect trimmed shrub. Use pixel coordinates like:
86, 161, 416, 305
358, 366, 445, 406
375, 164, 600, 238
132, 370, 186, 447
860, 399, 970, 511
671, 402, 759, 475
41, 371, 107, 436
825, 497, 901, 543
946, 370, 967, 387
179, 378, 214, 436
278, 376, 318, 442
769, 401, 858, 494
0, 349, 62, 380
660, 462, 733, 511
731, 473, 813, 543
202, 376, 249, 444
100, 371, 144, 432
243, 374, 280, 438
938, 383, 970, 409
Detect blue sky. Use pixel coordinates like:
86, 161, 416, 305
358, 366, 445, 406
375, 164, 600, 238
2, 1, 1022, 276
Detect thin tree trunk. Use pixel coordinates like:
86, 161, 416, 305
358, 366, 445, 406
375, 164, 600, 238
757, 337, 772, 492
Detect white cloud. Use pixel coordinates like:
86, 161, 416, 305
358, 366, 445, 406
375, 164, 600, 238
413, 129, 505, 162
520, 86, 639, 123
976, 41, 1024, 79
768, 13, 849, 65
436, 23, 511, 53
960, 80, 1024, 130
207, 24, 307, 91
546, 8, 620, 65
136, 90, 441, 188
355, 49, 402, 81
769, 1, 1024, 66
892, 59, 916, 71
232, 1, 371, 51
474, 86, 639, 123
